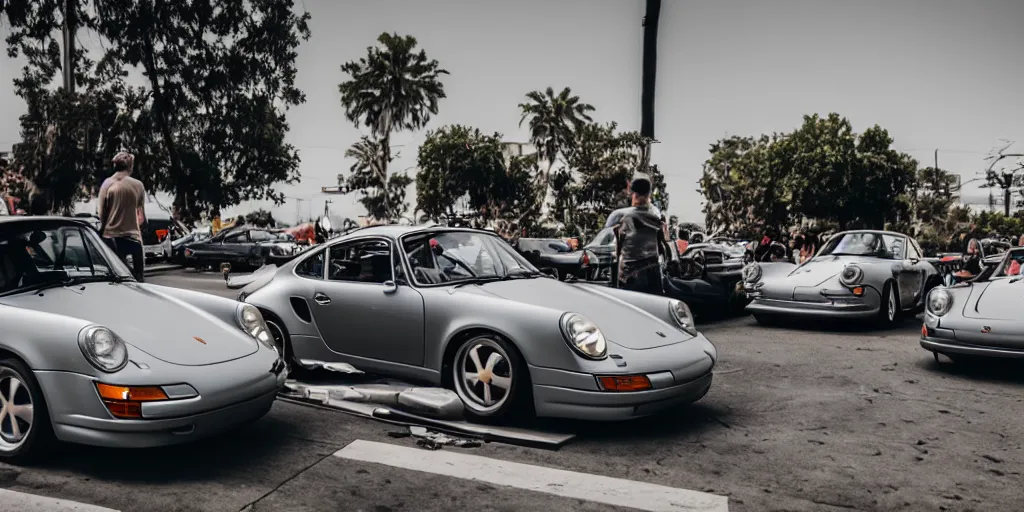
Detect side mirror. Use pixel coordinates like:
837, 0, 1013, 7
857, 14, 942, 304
382, 280, 398, 294
909, 257, 920, 265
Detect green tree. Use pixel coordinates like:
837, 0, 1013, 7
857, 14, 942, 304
339, 32, 448, 221
699, 135, 791, 238
3, 0, 311, 221
415, 125, 541, 225
518, 86, 595, 216
344, 136, 413, 221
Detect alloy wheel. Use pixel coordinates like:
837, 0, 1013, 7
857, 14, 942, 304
887, 287, 897, 322
0, 373, 34, 452
453, 338, 513, 415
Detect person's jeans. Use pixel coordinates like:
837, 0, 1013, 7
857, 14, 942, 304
105, 236, 145, 282
618, 257, 664, 295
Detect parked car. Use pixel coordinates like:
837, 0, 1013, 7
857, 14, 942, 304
514, 237, 596, 281
181, 226, 302, 270
743, 230, 943, 326
921, 247, 1024, 362
234, 225, 716, 422
0, 216, 286, 463
142, 215, 186, 263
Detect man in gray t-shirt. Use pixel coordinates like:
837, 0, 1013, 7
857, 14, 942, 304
98, 152, 147, 281
609, 173, 671, 294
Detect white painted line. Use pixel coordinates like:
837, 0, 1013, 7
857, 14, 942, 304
0, 489, 119, 512
334, 440, 728, 512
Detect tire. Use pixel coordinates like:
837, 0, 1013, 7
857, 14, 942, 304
877, 281, 899, 327
449, 335, 533, 422
0, 358, 56, 464
262, 315, 294, 375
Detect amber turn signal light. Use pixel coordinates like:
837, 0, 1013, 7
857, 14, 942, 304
596, 375, 652, 392
96, 383, 169, 419
851, 286, 864, 296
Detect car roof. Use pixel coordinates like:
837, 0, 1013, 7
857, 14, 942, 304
334, 224, 498, 241
0, 215, 91, 228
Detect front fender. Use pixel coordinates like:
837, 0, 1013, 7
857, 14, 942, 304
569, 283, 681, 328
0, 302, 98, 374
143, 284, 240, 325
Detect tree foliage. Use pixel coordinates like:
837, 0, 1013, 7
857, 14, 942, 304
338, 32, 447, 221
415, 125, 541, 226
700, 113, 917, 236
2, 0, 311, 221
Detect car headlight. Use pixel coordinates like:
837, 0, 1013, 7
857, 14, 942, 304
78, 326, 129, 373
926, 288, 953, 316
560, 313, 607, 360
237, 303, 275, 351
669, 300, 699, 336
742, 262, 762, 283
840, 265, 864, 286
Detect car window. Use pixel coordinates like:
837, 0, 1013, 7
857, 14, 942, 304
223, 232, 246, 243
327, 239, 392, 284
295, 249, 325, 280
907, 241, 922, 260
588, 228, 615, 247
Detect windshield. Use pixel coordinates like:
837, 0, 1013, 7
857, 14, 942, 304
0, 222, 133, 296
817, 232, 906, 260
586, 227, 616, 248
402, 230, 540, 285
995, 250, 1024, 278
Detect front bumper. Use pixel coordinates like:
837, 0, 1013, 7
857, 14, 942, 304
35, 357, 286, 448
744, 285, 882, 319
921, 335, 1024, 359
528, 334, 717, 421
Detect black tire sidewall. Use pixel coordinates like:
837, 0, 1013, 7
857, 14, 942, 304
452, 335, 533, 423
0, 358, 54, 463
878, 281, 899, 326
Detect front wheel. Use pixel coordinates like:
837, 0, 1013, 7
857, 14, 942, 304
450, 335, 532, 422
0, 359, 55, 464
877, 281, 899, 327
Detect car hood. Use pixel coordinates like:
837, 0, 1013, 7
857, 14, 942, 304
0, 283, 258, 366
780, 255, 868, 287
464, 277, 685, 350
964, 279, 1022, 320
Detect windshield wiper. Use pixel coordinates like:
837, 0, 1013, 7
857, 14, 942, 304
450, 270, 544, 288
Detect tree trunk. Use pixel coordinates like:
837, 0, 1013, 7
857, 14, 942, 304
1004, 187, 1011, 216
641, 0, 661, 139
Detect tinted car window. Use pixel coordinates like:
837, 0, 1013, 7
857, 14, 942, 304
328, 239, 392, 284
223, 232, 246, 243
295, 249, 325, 279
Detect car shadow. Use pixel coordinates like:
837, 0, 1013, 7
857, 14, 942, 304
33, 414, 306, 483
528, 402, 734, 443
746, 314, 923, 334
915, 356, 1024, 386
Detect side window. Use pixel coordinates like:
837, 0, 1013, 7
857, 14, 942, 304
295, 249, 325, 280
224, 232, 246, 243
250, 230, 273, 242
327, 239, 393, 284
907, 241, 922, 260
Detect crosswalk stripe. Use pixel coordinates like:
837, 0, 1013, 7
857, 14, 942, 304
0, 489, 119, 512
334, 440, 729, 512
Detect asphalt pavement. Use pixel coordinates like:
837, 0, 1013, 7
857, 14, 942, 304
2, 269, 1023, 511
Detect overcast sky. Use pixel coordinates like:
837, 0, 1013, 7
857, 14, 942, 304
2, 0, 1022, 223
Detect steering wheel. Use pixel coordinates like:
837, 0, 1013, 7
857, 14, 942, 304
679, 249, 706, 280
438, 252, 477, 277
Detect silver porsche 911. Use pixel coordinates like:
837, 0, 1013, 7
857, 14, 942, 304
237, 225, 717, 422
742, 230, 943, 326
921, 247, 1024, 362
0, 217, 286, 463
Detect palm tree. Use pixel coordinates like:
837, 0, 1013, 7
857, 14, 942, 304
339, 32, 448, 220
517, 87, 594, 224
343, 136, 413, 221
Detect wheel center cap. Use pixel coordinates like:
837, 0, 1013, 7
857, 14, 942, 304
477, 369, 492, 384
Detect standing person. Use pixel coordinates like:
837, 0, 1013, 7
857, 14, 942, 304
611, 173, 672, 295
98, 152, 147, 281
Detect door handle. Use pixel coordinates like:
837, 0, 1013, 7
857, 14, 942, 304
313, 293, 331, 305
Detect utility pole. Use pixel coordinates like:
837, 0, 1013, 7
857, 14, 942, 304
641, 0, 661, 139
934, 149, 938, 171
62, 0, 77, 94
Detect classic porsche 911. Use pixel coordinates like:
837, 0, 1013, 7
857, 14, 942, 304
235, 225, 717, 422
743, 230, 943, 326
921, 247, 1024, 362
0, 217, 286, 463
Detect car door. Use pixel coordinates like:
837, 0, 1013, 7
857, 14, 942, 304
308, 236, 425, 367
891, 236, 922, 308
905, 239, 931, 306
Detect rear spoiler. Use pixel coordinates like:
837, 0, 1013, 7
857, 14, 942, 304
226, 263, 278, 289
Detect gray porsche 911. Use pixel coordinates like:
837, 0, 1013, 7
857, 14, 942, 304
0, 217, 286, 463
236, 225, 717, 422
743, 230, 943, 326
921, 247, 1024, 362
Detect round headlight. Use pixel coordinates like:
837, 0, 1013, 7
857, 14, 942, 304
742, 262, 762, 283
237, 303, 276, 351
78, 326, 129, 373
840, 265, 863, 286
926, 288, 953, 316
669, 300, 698, 336
560, 313, 607, 360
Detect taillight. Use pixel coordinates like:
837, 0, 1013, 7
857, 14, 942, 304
184, 248, 194, 257
582, 252, 590, 265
